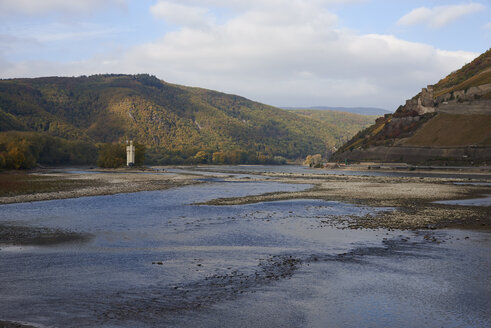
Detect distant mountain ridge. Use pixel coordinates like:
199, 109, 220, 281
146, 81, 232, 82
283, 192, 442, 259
0, 74, 375, 165
332, 48, 491, 164
283, 106, 391, 116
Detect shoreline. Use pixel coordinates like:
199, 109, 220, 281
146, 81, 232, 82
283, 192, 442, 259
196, 171, 491, 230
1, 167, 490, 327
1, 166, 490, 231
0, 169, 203, 205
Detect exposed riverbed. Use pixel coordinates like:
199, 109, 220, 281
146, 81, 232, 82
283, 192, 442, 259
0, 166, 489, 327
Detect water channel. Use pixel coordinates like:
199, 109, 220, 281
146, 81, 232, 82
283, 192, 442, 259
0, 167, 489, 327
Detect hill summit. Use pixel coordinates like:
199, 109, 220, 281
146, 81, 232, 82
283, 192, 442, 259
0, 74, 374, 166
332, 48, 491, 165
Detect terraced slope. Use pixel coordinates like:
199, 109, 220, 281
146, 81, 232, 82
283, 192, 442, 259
332, 48, 491, 164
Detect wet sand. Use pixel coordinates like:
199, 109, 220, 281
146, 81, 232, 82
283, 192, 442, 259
0, 169, 206, 247
0, 169, 202, 205
1, 167, 490, 233
0, 224, 91, 246
199, 171, 491, 230
0, 166, 489, 327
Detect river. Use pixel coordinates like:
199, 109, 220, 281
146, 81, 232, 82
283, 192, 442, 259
0, 167, 489, 327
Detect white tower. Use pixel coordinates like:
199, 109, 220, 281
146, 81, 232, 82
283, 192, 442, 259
126, 140, 135, 166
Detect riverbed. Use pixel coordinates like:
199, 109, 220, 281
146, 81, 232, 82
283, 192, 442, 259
0, 166, 489, 327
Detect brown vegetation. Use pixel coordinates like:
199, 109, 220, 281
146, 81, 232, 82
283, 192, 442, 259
402, 114, 491, 147
332, 48, 491, 163
0, 74, 374, 165
0, 171, 100, 197
434, 48, 491, 93
0, 131, 97, 169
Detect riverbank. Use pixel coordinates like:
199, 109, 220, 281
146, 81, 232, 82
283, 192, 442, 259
1, 166, 489, 230
0, 168, 202, 205
0, 166, 489, 328
198, 171, 491, 230
329, 162, 491, 173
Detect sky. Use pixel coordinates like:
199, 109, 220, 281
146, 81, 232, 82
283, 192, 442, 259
0, 0, 490, 111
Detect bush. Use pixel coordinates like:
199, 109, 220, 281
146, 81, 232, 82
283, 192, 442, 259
303, 154, 322, 167
97, 144, 125, 168
0, 131, 98, 169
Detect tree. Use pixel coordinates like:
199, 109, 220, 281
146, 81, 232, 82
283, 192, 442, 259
212, 151, 225, 164
194, 150, 208, 164
97, 144, 125, 168
273, 156, 287, 164
6, 147, 26, 169
303, 154, 323, 167
135, 143, 145, 166
0, 153, 5, 168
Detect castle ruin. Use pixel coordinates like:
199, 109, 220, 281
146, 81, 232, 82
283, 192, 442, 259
403, 85, 436, 115
402, 82, 491, 115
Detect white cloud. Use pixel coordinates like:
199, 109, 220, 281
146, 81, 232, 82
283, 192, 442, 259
172, 0, 364, 8
0, 0, 126, 16
397, 7, 432, 26
397, 3, 486, 28
19, 22, 122, 42
484, 21, 491, 29
0, 0, 479, 109
104, 1, 474, 108
150, 1, 213, 28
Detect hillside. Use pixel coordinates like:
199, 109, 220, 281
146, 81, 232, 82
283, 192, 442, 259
332, 48, 491, 164
288, 109, 377, 143
283, 106, 390, 116
0, 74, 372, 166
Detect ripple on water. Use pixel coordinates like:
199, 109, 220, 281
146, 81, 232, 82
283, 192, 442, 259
0, 177, 489, 328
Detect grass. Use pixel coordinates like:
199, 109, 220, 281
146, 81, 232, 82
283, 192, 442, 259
0, 172, 99, 197
433, 49, 490, 93
402, 114, 491, 147
434, 71, 491, 97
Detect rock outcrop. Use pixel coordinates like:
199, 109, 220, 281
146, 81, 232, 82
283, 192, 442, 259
403, 86, 436, 115
332, 48, 491, 164
402, 82, 491, 116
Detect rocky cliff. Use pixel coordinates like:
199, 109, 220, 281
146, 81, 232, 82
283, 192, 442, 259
332, 49, 491, 164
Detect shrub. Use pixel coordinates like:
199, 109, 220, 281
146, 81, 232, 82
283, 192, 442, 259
97, 144, 125, 168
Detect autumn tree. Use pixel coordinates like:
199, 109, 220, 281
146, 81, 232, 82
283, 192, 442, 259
97, 143, 125, 168
303, 154, 323, 168
194, 150, 208, 164
135, 143, 146, 166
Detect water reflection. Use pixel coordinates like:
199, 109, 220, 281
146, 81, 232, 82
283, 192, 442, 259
0, 176, 489, 328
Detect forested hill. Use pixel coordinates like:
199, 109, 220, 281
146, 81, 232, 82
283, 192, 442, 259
332, 48, 491, 164
0, 74, 374, 166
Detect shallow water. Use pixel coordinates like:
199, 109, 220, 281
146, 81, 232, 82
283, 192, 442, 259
435, 194, 491, 206
189, 164, 491, 179
0, 171, 489, 327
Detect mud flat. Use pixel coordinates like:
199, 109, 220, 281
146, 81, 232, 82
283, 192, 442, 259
0, 169, 202, 205
0, 166, 489, 327
199, 172, 491, 230
1, 167, 490, 230
0, 321, 37, 328
0, 224, 91, 246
